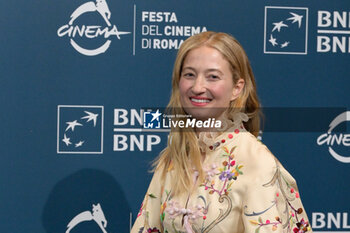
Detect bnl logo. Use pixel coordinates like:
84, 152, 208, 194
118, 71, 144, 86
57, 105, 104, 154
143, 109, 162, 129
264, 6, 308, 55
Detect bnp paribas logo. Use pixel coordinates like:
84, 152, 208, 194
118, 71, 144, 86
264, 6, 308, 55
57, 105, 104, 154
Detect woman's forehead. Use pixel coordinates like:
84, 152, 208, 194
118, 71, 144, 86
181, 46, 230, 72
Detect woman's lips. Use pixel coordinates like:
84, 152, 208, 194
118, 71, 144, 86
189, 97, 212, 106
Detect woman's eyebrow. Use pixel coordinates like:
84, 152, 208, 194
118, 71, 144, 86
206, 68, 224, 75
181, 66, 196, 71
182, 67, 223, 75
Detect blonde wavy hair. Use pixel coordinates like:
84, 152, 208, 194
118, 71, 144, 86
154, 31, 261, 195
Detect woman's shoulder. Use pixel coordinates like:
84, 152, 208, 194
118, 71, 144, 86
226, 129, 270, 156
231, 131, 297, 185
229, 131, 279, 175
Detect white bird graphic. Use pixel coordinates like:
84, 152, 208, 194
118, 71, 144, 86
150, 110, 161, 122
281, 41, 290, 48
62, 134, 72, 146
268, 34, 278, 46
65, 120, 83, 132
287, 12, 303, 28
75, 140, 85, 148
81, 111, 99, 127
272, 21, 288, 32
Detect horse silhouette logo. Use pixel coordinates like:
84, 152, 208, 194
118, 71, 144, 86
69, 0, 111, 26
57, 0, 130, 56
66, 203, 108, 233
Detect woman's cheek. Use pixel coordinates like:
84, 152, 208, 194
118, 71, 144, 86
179, 79, 190, 95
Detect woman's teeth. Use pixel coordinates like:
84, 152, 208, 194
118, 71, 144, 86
190, 98, 210, 103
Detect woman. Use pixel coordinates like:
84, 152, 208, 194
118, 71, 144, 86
131, 31, 311, 233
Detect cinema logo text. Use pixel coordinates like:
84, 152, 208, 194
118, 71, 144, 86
141, 11, 207, 49
317, 111, 350, 163
317, 11, 350, 53
57, 0, 130, 56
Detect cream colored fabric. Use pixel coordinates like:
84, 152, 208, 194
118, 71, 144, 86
131, 126, 312, 233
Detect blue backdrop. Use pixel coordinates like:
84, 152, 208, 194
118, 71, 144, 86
1, 0, 349, 232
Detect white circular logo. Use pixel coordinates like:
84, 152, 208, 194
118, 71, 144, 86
57, 0, 130, 56
317, 111, 350, 163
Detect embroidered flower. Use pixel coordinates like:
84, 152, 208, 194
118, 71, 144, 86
165, 200, 204, 222
219, 170, 233, 181
293, 218, 310, 233
147, 227, 161, 233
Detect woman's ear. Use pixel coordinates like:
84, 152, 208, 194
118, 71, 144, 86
231, 78, 245, 101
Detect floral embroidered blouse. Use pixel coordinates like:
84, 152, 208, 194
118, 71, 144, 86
131, 117, 312, 233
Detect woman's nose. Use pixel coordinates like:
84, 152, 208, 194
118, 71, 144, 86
191, 76, 206, 94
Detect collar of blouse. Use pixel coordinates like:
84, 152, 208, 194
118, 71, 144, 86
197, 112, 249, 153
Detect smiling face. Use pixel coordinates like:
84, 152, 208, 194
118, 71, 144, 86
179, 46, 244, 120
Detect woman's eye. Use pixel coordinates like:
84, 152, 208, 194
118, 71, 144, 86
183, 73, 194, 78
208, 75, 219, 80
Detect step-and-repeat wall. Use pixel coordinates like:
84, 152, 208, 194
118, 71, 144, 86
1, 0, 349, 232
